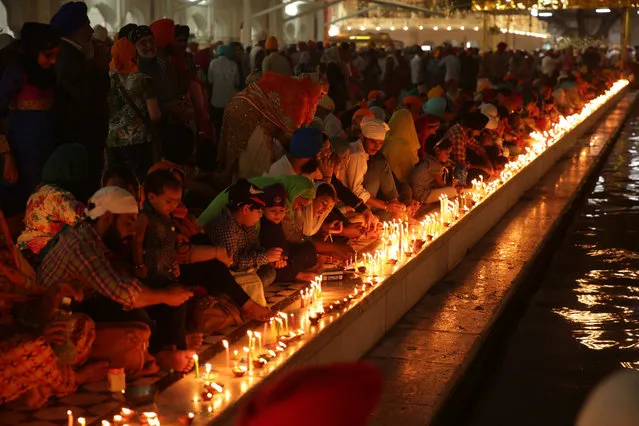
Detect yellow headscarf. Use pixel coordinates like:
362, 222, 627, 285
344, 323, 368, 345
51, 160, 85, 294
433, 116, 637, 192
427, 85, 445, 100
382, 109, 420, 184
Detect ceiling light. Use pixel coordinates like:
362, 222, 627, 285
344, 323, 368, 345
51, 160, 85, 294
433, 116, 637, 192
347, 26, 351, 31
419, 25, 424, 30
328, 25, 339, 37
446, 26, 451, 31
403, 25, 408, 31
538, 12, 553, 17
474, 26, 479, 31
595, 8, 610, 13
433, 26, 438, 31
460, 26, 465, 30
376, 26, 381, 31
390, 26, 395, 31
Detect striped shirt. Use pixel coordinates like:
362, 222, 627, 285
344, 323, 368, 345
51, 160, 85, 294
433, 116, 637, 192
37, 221, 141, 309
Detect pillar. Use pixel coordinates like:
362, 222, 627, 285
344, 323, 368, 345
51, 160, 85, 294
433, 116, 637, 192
621, 7, 630, 68
208, 0, 214, 40
243, 0, 251, 45
316, 1, 325, 43
481, 12, 488, 52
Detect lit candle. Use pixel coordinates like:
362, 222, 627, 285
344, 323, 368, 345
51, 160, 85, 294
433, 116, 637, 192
290, 313, 296, 329
205, 363, 212, 378
255, 331, 262, 353
243, 347, 251, 373
247, 330, 253, 354
279, 312, 288, 334
262, 321, 268, 345
120, 408, 133, 419
223, 340, 230, 369
67, 410, 73, 426
101, 421, 111, 426
78, 419, 86, 426
193, 354, 200, 378
113, 415, 123, 424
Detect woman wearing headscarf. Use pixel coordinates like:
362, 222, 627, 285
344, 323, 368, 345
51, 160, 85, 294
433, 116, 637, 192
17, 144, 89, 264
382, 109, 420, 186
0, 207, 108, 409
107, 38, 161, 180
216, 72, 327, 185
0, 23, 60, 217
199, 174, 316, 227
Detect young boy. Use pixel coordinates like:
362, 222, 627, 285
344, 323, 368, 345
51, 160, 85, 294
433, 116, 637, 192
259, 183, 318, 282
205, 179, 284, 287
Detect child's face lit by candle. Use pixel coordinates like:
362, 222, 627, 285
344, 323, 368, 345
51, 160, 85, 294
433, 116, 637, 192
263, 206, 287, 224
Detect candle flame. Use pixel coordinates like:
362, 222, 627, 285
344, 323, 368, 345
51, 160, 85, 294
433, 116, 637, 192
188, 412, 195, 418
210, 382, 224, 392
222, 339, 229, 349
192, 354, 198, 361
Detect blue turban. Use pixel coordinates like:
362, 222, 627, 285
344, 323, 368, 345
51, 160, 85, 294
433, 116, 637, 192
218, 44, 234, 59
423, 97, 447, 118
290, 128, 324, 158
50, 1, 89, 37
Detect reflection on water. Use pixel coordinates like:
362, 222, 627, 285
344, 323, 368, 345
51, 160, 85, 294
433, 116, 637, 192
553, 114, 639, 366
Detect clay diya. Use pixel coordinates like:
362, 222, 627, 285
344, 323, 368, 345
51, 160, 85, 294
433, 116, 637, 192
308, 311, 323, 326
252, 358, 268, 369
232, 366, 247, 377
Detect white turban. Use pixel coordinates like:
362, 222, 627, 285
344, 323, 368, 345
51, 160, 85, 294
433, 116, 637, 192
86, 186, 139, 220
360, 116, 390, 140
480, 103, 499, 130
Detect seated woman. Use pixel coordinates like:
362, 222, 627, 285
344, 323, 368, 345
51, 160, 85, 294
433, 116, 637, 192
411, 138, 458, 219
17, 144, 89, 265
0, 209, 106, 409
259, 184, 320, 282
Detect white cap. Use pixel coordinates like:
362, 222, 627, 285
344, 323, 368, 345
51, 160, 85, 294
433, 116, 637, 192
86, 187, 139, 220
480, 103, 499, 130
255, 30, 267, 43
360, 116, 390, 140
476, 78, 494, 93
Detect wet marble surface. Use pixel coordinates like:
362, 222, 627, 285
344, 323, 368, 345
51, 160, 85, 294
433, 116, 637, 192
365, 93, 636, 426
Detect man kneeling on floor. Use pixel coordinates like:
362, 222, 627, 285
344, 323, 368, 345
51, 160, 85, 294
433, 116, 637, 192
37, 187, 196, 372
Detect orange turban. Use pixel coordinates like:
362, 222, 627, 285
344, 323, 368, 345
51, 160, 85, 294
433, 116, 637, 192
109, 38, 138, 73
402, 95, 424, 122
265, 36, 278, 51
384, 97, 398, 113
235, 363, 382, 426
150, 18, 174, 49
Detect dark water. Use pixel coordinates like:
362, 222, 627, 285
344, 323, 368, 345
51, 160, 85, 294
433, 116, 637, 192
463, 106, 639, 426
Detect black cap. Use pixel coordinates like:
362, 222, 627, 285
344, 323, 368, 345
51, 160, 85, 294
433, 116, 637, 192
228, 179, 265, 209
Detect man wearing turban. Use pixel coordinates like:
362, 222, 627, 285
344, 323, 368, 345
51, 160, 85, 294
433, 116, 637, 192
337, 117, 406, 216
51, 1, 110, 191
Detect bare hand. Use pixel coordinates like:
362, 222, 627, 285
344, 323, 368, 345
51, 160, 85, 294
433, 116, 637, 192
2, 153, 18, 184
267, 247, 283, 263
215, 247, 233, 267
386, 200, 406, 214
326, 220, 344, 234
362, 209, 379, 232
164, 286, 193, 306
274, 259, 288, 269
340, 223, 365, 239
43, 320, 72, 346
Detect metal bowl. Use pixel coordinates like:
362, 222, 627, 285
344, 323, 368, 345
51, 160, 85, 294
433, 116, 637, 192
124, 385, 159, 407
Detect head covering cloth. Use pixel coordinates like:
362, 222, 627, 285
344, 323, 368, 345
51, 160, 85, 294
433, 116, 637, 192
109, 38, 138, 73
130, 25, 153, 45
150, 18, 174, 49
198, 175, 315, 226
50, 1, 89, 37
382, 109, 420, 184
86, 186, 139, 220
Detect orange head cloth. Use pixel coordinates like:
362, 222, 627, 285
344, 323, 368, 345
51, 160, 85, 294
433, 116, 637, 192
297, 73, 329, 125
109, 38, 138, 73
150, 18, 175, 49
351, 107, 375, 131
402, 95, 424, 122
384, 97, 398, 113
235, 362, 382, 426
368, 90, 385, 102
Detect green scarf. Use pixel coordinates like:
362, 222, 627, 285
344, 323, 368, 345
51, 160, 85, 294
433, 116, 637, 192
198, 175, 316, 226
